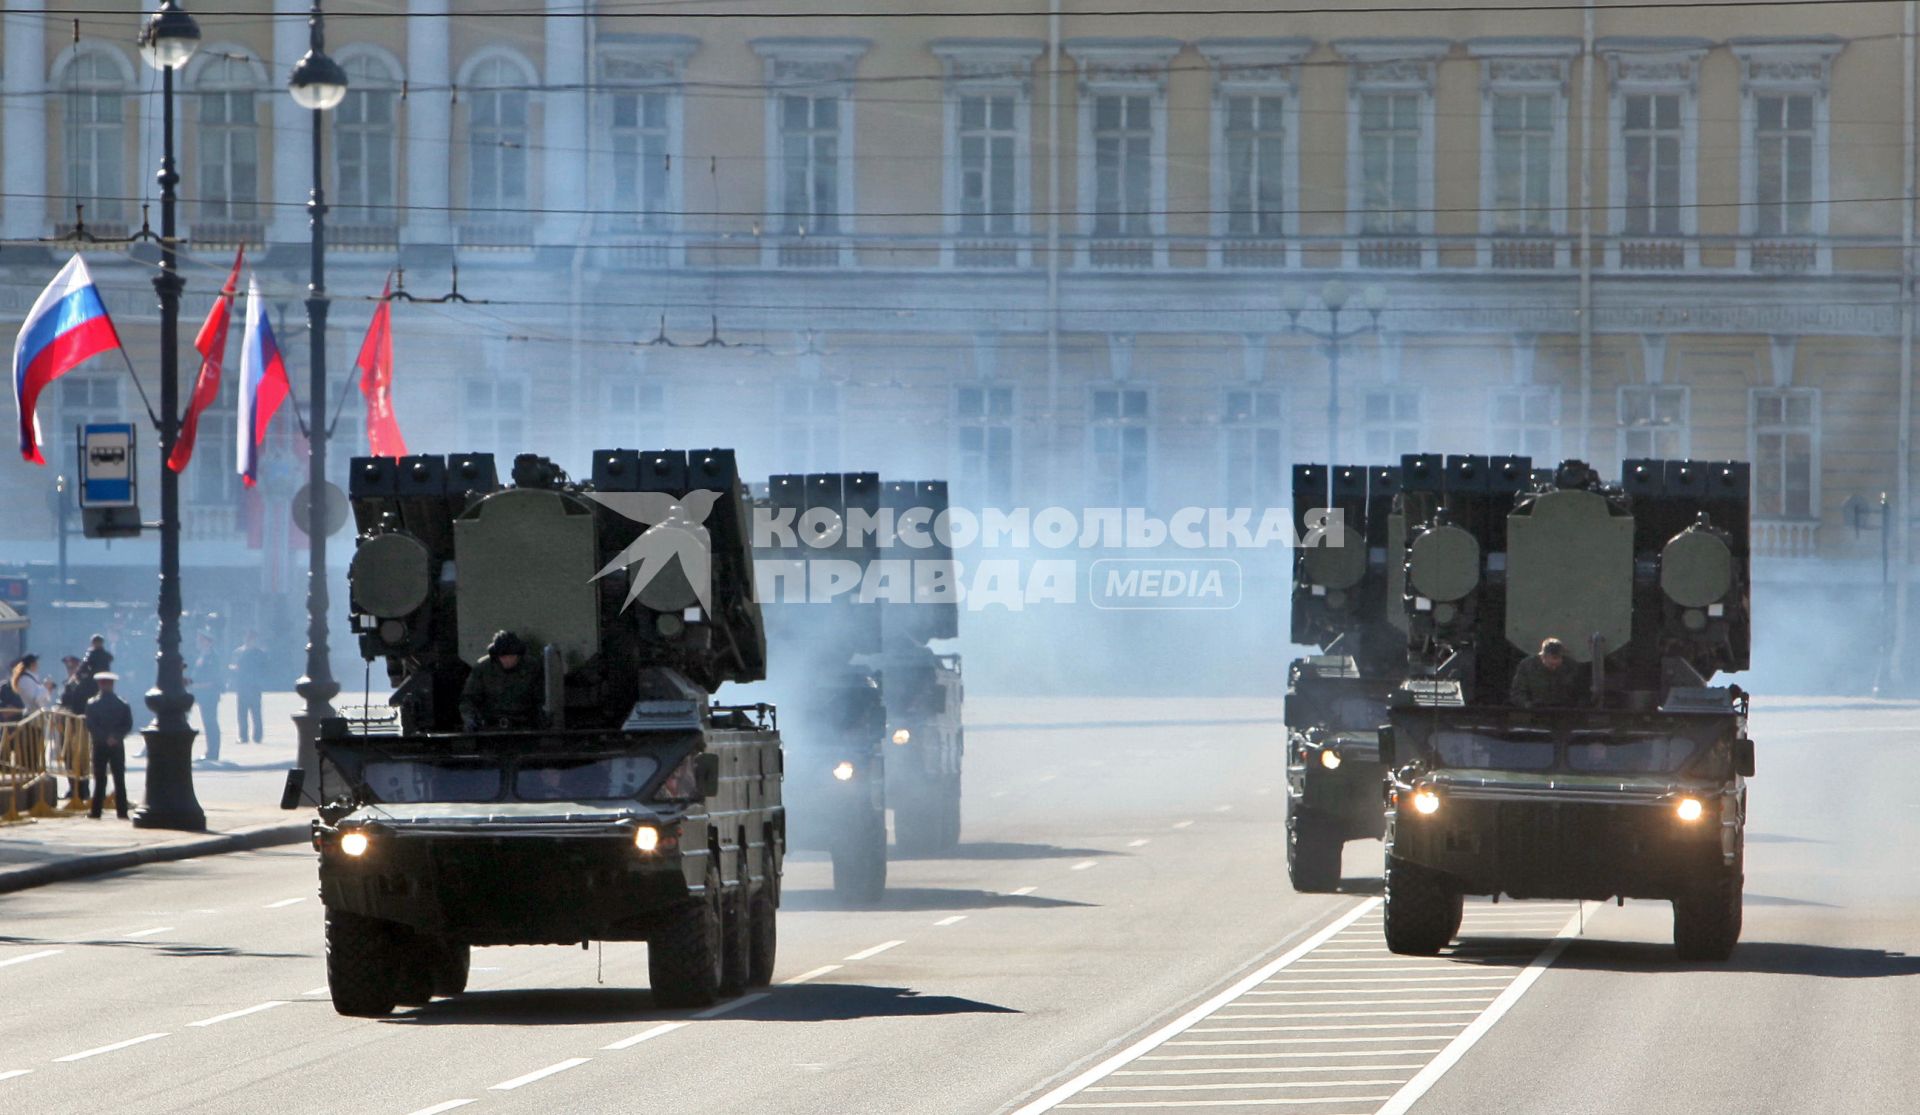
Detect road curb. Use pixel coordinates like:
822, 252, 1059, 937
0, 820, 311, 895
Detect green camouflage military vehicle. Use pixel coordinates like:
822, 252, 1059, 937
1379, 456, 1754, 961
306, 449, 782, 1016
878, 480, 965, 856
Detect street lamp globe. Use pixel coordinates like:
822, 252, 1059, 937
138, 0, 201, 71
289, 47, 349, 110
1360, 283, 1390, 313
1319, 279, 1351, 312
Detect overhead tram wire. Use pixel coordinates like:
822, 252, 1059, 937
7, 0, 1913, 17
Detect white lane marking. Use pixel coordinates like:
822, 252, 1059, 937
1057, 1098, 1389, 1109
844, 940, 904, 962
264, 897, 306, 909
692, 992, 769, 1019
1281, 964, 1494, 972
405, 1101, 476, 1115
0, 950, 62, 970
1071, 861, 1098, 872
1115, 1065, 1426, 1076
1093, 1080, 1407, 1092
1127, 839, 1151, 848
0, 1070, 31, 1083
189, 1001, 287, 1027
1237, 996, 1499, 1006
1038, 774, 1059, 783
1170, 1036, 1457, 1046
490, 1057, 591, 1091
55, 1033, 169, 1062
1373, 902, 1589, 1115
1009, 898, 1377, 1115
1213, 1010, 1484, 1020
302, 986, 330, 997
1263, 976, 1516, 985
1141, 1049, 1444, 1060
1189, 1023, 1466, 1033
1213, 805, 1234, 813
1010, 886, 1038, 897
934, 915, 967, 927
783, 964, 842, 985
1172, 820, 1194, 829
602, 1022, 687, 1050
124, 927, 173, 939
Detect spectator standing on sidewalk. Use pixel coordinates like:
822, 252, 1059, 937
84, 672, 133, 820
0, 658, 22, 722
190, 631, 226, 763
13, 654, 55, 711
231, 631, 270, 743
56, 656, 90, 802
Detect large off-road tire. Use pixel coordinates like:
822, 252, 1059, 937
1673, 862, 1743, 963
893, 794, 941, 856
1383, 856, 1464, 956
832, 818, 888, 905
651, 864, 725, 1008
747, 883, 777, 988
325, 907, 398, 1018
429, 938, 471, 998
938, 773, 963, 849
391, 931, 435, 1008
1287, 815, 1344, 893
720, 874, 753, 995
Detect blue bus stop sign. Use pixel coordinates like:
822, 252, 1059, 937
78, 422, 136, 508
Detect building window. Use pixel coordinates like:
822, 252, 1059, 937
1490, 93, 1554, 235
59, 373, 122, 429
778, 94, 841, 234
193, 56, 258, 222
605, 378, 666, 445
955, 385, 1015, 507
777, 382, 840, 470
1618, 385, 1690, 460
957, 94, 1018, 236
1622, 92, 1683, 236
607, 91, 672, 229
463, 377, 526, 452
1223, 95, 1287, 237
1752, 389, 1817, 519
1753, 94, 1814, 236
1092, 94, 1153, 237
61, 50, 127, 225
1358, 92, 1421, 235
336, 54, 398, 225
1223, 390, 1286, 510
1089, 387, 1150, 506
467, 57, 530, 214
1362, 388, 1422, 459
1489, 387, 1560, 463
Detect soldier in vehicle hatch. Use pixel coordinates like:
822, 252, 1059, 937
459, 630, 546, 730
1510, 637, 1589, 708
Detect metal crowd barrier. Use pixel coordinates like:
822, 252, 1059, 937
1, 709, 92, 823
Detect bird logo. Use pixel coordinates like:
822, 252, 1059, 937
584, 490, 722, 617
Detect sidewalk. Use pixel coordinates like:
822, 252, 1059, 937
0, 690, 317, 895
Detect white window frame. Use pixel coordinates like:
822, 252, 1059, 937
1600, 39, 1707, 269
332, 46, 404, 230
1748, 386, 1820, 521
933, 39, 1042, 268
1066, 38, 1180, 268
457, 48, 539, 226
1086, 384, 1153, 509
54, 42, 135, 228
1220, 387, 1289, 511
953, 382, 1019, 508
751, 37, 870, 268
775, 379, 844, 472
1335, 39, 1447, 270
1468, 38, 1576, 267
1199, 38, 1311, 268
596, 35, 697, 252
186, 47, 267, 227
1732, 39, 1842, 274
1487, 385, 1562, 464
1360, 386, 1424, 461
1616, 383, 1692, 463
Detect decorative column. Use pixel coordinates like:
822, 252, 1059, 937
269, 0, 311, 244
1, 0, 47, 241
403, 0, 451, 243
540, 0, 589, 244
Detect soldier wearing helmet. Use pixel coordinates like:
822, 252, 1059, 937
458, 630, 546, 731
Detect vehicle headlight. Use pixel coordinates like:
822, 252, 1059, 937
833, 761, 855, 782
892, 728, 911, 746
1319, 748, 1342, 771
1411, 789, 1441, 816
339, 830, 371, 857
634, 825, 661, 852
1675, 797, 1705, 822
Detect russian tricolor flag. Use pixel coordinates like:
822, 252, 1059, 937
12, 254, 124, 463
236, 276, 291, 488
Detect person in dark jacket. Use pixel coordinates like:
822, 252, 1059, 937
230, 631, 270, 743
56, 656, 89, 801
84, 672, 135, 820
189, 631, 225, 762
1509, 637, 1589, 709
458, 631, 545, 731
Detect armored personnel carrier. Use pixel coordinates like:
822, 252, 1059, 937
877, 480, 965, 856
1378, 455, 1755, 961
308, 448, 783, 1016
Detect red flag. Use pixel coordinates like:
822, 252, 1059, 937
356, 276, 406, 458
167, 245, 243, 472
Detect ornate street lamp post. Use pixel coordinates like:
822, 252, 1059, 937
1282, 280, 1389, 465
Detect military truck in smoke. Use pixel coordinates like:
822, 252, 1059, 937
1375, 455, 1755, 961
306, 449, 783, 1016
751, 474, 965, 902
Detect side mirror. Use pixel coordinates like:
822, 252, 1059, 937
279, 769, 306, 810
1734, 737, 1756, 778
695, 752, 722, 798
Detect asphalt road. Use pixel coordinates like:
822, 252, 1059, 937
1, 695, 1914, 1115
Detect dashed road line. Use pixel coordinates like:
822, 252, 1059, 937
1127, 838, 1151, 848
189, 1001, 287, 1027
264, 897, 306, 909
490, 1057, 591, 1091
302, 986, 330, 997
55, 1033, 169, 1062
693, 992, 769, 1019
1010, 886, 1038, 897
0, 950, 63, 970
1213, 805, 1234, 813
123, 927, 173, 939
602, 1022, 686, 1050
0, 1070, 31, 1083
1171, 820, 1195, 829
783, 964, 842, 985
844, 940, 904, 962
405, 1101, 476, 1115
934, 915, 967, 927
1071, 861, 1098, 871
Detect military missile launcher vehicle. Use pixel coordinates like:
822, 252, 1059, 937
749, 474, 967, 902
1379, 455, 1755, 961
308, 448, 783, 1017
